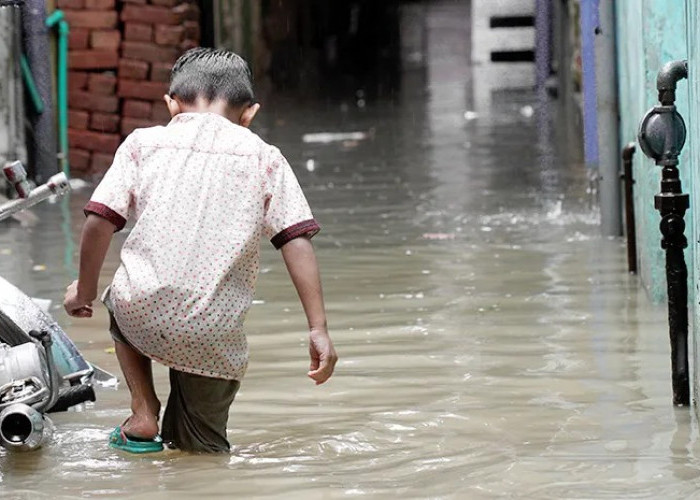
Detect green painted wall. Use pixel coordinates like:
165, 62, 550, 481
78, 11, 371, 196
685, 0, 700, 406
617, 0, 700, 407
615, 1, 690, 304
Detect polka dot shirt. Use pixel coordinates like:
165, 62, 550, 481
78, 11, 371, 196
84, 113, 320, 380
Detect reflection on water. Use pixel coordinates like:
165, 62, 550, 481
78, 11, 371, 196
2, 1, 700, 498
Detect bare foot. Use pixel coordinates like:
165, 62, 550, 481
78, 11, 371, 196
122, 412, 159, 440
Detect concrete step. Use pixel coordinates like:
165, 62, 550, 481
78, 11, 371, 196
471, 0, 536, 64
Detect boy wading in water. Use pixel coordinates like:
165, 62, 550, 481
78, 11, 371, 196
64, 48, 338, 453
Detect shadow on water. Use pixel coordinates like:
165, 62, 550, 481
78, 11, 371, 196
1, 0, 700, 498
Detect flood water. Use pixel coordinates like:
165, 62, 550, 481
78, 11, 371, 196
2, 1, 700, 498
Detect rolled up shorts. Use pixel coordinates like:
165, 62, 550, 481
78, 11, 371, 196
102, 287, 240, 453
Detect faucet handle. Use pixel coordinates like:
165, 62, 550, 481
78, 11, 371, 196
2, 161, 31, 199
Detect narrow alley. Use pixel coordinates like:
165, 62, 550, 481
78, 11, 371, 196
1, 0, 697, 498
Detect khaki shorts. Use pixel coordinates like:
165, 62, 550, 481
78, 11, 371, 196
102, 287, 241, 453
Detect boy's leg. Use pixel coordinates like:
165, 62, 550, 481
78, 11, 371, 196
104, 287, 160, 439
161, 369, 240, 453
114, 340, 160, 439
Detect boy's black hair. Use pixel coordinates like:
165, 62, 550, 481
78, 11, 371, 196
169, 47, 254, 107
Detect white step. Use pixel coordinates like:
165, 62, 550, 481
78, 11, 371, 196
471, 0, 536, 64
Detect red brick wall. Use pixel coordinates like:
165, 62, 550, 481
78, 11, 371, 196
64, 0, 200, 177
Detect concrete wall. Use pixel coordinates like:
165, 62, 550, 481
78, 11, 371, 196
0, 7, 26, 168
615, 0, 690, 304
685, 0, 700, 405
617, 1, 700, 407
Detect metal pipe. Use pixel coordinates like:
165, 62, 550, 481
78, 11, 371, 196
595, 0, 622, 236
3, 160, 31, 198
621, 143, 637, 274
30, 331, 59, 413
0, 403, 47, 451
637, 59, 690, 406
657, 60, 688, 105
0, 172, 70, 222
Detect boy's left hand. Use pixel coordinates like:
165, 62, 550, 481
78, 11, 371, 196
63, 280, 94, 318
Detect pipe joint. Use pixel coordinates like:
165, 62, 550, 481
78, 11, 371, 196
622, 142, 636, 162
657, 60, 688, 105
45, 9, 65, 28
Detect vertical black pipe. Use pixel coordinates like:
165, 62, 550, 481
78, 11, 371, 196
21, 0, 57, 183
621, 143, 637, 274
638, 60, 691, 406
656, 163, 690, 406
665, 243, 690, 406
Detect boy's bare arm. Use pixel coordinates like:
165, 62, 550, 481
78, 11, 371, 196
281, 237, 338, 384
64, 214, 116, 317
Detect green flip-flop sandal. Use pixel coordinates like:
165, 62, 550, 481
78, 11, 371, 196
109, 426, 164, 454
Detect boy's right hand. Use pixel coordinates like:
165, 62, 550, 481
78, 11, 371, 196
308, 328, 337, 385
64, 280, 94, 318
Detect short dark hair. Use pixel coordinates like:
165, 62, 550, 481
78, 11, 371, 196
169, 47, 254, 107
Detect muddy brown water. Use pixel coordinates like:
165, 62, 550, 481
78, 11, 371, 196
2, 1, 700, 498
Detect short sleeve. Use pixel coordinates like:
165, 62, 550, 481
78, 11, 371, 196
263, 149, 320, 249
83, 135, 139, 231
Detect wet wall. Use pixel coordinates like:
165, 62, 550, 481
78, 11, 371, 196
617, 1, 700, 410
615, 2, 691, 305
685, 0, 700, 409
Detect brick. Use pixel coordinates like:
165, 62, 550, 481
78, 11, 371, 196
68, 110, 90, 130
69, 28, 89, 49
121, 4, 184, 25
183, 21, 200, 41
90, 112, 120, 133
85, 0, 114, 9
68, 129, 121, 154
123, 99, 153, 119
118, 59, 149, 80
91, 152, 115, 175
63, 10, 118, 29
151, 103, 171, 122
150, 62, 172, 83
68, 91, 119, 113
69, 149, 91, 172
121, 117, 156, 136
150, 0, 179, 7
174, 2, 200, 22
87, 73, 117, 95
90, 30, 121, 51
121, 41, 179, 64
57, 0, 84, 8
118, 79, 169, 101
125, 23, 153, 42
69, 71, 89, 91
154, 24, 184, 46
69, 50, 119, 70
